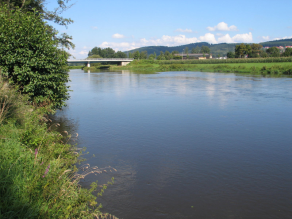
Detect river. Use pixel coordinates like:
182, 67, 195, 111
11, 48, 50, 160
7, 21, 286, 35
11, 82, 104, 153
53, 69, 292, 219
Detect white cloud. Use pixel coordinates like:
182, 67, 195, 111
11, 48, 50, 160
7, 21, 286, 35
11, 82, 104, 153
199, 33, 217, 44
261, 36, 270, 41
216, 33, 223, 36
218, 32, 253, 43
232, 32, 253, 43
207, 22, 238, 31
112, 33, 125, 39
218, 34, 234, 43
175, 28, 193, 33
273, 36, 292, 40
99, 32, 254, 51
91, 26, 98, 29
79, 51, 88, 55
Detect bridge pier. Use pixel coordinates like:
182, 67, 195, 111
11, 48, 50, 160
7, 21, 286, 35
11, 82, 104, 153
121, 61, 130, 66
87, 62, 90, 67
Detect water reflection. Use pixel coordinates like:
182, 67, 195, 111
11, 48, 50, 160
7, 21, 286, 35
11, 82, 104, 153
54, 70, 292, 219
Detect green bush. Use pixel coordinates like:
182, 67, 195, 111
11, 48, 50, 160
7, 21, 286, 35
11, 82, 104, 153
0, 6, 69, 109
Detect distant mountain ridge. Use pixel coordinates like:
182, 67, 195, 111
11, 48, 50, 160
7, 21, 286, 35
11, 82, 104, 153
126, 39, 292, 56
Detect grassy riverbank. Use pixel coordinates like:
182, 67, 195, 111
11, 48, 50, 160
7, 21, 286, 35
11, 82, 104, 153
0, 79, 113, 218
69, 65, 85, 69
110, 59, 292, 75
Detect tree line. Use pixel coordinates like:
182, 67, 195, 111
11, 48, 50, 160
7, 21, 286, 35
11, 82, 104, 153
92, 45, 211, 60
227, 43, 292, 58
88, 47, 127, 58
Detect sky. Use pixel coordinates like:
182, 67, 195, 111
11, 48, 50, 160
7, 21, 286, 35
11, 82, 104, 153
46, 0, 292, 59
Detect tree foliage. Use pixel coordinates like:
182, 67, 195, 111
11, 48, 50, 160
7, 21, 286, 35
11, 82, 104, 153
88, 47, 126, 58
200, 45, 210, 54
0, 5, 69, 108
266, 47, 280, 57
1, 0, 75, 49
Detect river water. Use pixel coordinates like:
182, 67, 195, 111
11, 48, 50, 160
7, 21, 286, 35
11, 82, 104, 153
54, 69, 292, 219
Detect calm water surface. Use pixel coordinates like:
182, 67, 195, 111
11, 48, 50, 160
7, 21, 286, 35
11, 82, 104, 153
54, 70, 292, 219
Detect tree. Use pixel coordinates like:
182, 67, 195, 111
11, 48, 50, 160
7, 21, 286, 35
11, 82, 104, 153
133, 51, 140, 59
227, 51, 235, 58
250, 43, 263, 57
200, 45, 210, 54
115, 51, 127, 58
261, 51, 268, 58
266, 47, 280, 57
235, 43, 247, 58
87, 55, 101, 58
1, 0, 75, 49
164, 50, 172, 60
148, 54, 155, 60
140, 51, 147, 59
245, 45, 252, 58
193, 46, 200, 53
88, 47, 116, 58
282, 48, 292, 57
157, 51, 165, 60
172, 51, 179, 55
0, 5, 69, 108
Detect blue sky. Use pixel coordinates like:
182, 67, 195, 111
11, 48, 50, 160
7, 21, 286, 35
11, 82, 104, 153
47, 0, 292, 58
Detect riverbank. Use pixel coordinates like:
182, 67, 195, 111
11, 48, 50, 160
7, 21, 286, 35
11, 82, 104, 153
110, 59, 292, 75
0, 78, 113, 218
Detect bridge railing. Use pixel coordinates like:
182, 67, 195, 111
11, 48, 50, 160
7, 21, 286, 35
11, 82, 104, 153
67, 58, 134, 61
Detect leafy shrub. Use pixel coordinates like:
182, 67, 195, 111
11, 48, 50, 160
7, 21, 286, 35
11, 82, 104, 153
0, 6, 69, 109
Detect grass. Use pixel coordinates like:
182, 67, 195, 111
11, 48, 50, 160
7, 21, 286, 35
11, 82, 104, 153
110, 60, 292, 75
0, 77, 114, 218
69, 66, 85, 69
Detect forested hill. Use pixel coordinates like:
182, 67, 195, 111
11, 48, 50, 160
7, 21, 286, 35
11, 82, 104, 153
127, 39, 292, 56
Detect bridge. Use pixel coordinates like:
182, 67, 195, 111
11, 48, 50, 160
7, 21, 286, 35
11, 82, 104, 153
67, 58, 134, 67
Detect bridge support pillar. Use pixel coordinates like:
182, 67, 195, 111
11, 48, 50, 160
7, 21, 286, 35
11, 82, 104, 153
121, 61, 130, 66
87, 62, 90, 67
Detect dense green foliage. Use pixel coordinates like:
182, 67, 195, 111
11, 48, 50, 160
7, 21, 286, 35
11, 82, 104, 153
0, 80, 114, 218
0, 6, 70, 108
88, 47, 127, 58
0, 0, 75, 49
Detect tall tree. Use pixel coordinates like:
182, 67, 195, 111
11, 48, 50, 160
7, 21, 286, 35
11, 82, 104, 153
115, 51, 127, 58
1, 0, 75, 49
235, 43, 247, 58
133, 51, 140, 59
282, 48, 292, 57
164, 50, 172, 60
140, 51, 148, 59
266, 47, 280, 57
0, 5, 69, 108
200, 45, 210, 54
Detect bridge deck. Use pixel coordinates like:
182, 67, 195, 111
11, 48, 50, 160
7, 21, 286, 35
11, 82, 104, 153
67, 58, 134, 63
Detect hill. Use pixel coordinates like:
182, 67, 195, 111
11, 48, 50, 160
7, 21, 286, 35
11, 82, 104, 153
127, 39, 292, 56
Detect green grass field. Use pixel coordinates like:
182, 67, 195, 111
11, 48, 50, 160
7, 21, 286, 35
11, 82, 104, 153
111, 61, 292, 75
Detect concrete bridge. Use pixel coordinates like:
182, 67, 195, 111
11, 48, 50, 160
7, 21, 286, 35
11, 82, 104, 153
67, 58, 134, 67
